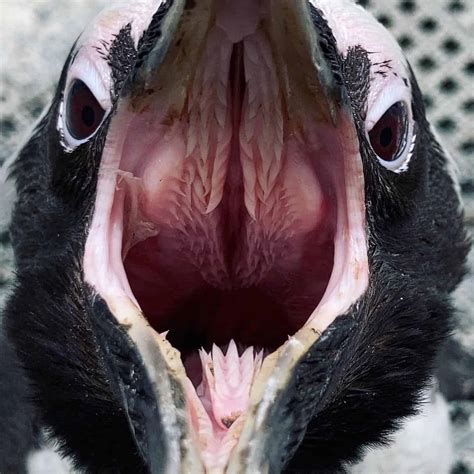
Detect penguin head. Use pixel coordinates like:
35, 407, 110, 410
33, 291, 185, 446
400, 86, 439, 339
4, 1, 468, 471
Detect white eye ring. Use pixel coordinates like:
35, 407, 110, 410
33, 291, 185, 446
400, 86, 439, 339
58, 56, 111, 150
366, 97, 415, 173
365, 76, 416, 173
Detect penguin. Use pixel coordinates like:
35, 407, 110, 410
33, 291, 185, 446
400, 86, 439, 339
1, 0, 469, 472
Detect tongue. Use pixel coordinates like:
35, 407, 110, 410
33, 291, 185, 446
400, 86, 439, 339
194, 340, 263, 430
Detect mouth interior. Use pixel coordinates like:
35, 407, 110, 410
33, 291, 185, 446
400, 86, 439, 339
117, 40, 339, 449
122, 165, 335, 380
122, 168, 335, 358
83, 2, 368, 469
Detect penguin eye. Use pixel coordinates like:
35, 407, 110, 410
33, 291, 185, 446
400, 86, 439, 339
65, 79, 106, 141
369, 101, 409, 165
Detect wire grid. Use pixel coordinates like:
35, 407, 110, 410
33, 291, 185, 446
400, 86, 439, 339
362, 0, 473, 178
0, 0, 472, 176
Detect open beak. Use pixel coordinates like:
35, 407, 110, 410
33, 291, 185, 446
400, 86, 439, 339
84, 0, 368, 471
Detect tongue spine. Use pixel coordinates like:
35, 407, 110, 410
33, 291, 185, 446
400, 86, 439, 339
198, 340, 263, 429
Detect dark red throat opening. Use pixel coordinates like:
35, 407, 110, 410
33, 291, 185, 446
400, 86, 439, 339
124, 222, 334, 357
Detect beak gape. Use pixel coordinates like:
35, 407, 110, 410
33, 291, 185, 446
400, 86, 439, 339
82, 0, 370, 471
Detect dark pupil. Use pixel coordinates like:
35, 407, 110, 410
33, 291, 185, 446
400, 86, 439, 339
66, 79, 105, 140
81, 106, 95, 128
369, 101, 407, 162
379, 126, 393, 148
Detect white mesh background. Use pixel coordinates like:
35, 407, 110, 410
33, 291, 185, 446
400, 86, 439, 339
0, 0, 474, 178
361, 0, 473, 178
0, 0, 472, 174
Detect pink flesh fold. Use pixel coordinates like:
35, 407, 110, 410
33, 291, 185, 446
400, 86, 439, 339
83, 3, 368, 469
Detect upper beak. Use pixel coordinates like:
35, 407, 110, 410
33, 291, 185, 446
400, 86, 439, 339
125, 0, 344, 126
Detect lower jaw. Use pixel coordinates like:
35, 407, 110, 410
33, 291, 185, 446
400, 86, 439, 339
83, 127, 368, 470
121, 216, 335, 466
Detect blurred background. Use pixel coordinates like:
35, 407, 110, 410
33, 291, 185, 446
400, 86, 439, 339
0, 0, 472, 472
